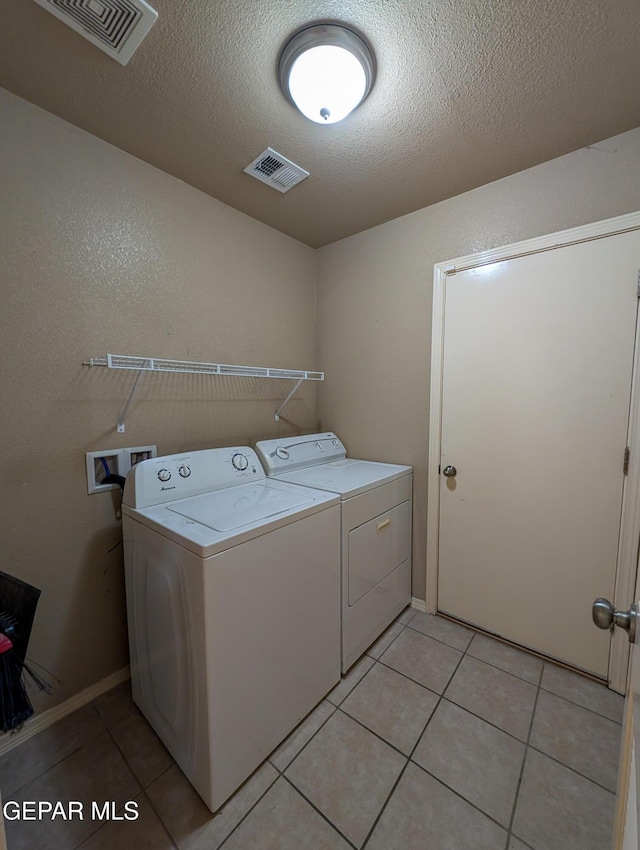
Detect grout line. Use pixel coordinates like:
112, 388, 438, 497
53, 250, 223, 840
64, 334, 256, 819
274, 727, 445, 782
375, 650, 462, 695
404, 760, 512, 836
6, 609, 622, 850
140, 759, 182, 846
358, 636, 455, 849
427, 695, 531, 746
213, 768, 282, 850
525, 743, 618, 796
361, 639, 471, 848
418, 612, 623, 726
268, 700, 337, 774
104, 721, 145, 793
388, 622, 531, 846
77, 789, 180, 850
416, 616, 623, 728
2, 728, 113, 802
504, 649, 543, 847
269, 613, 421, 849
537, 679, 624, 725
276, 774, 361, 850
449, 650, 541, 690
0, 667, 131, 760
373, 652, 535, 749
365, 621, 407, 662
326, 656, 376, 707
203, 620, 621, 850
204, 761, 282, 850
334, 704, 410, 763
0, 702, 109, 799
373, 654, 442, 696
404, 620, 477, 654
435, 612, 609, 688
360, 755, 410, 848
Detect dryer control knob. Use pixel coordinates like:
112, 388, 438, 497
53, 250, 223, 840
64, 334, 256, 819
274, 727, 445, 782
157, 468, 171, 482
276, 447, 290, 460
178, 465, 191, 478
232, 452, 249, 471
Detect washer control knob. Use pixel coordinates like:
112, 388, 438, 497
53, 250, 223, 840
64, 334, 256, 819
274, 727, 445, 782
332, 440, 339, 446
157, 468, 171, 482
178, 465, 191, 478
315, 442, 324, 451
232, 452, 249, 471
276, 447, 290, 460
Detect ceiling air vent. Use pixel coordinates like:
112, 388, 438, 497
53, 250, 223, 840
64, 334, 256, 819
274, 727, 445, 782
244, 148, 310, 193
31, 0, 158, 65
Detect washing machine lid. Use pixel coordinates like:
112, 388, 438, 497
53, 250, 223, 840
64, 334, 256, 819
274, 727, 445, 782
272, 458, 411, 500
123, 478, 339, 557
166, 481, 314, 532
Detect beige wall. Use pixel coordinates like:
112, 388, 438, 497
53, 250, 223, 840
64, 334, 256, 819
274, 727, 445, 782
316, 128, 640, 602
4, 81, 640, 715
0, 88, 318, 712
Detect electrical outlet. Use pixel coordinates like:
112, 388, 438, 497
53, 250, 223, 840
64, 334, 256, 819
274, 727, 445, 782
86, 449, 124, 495
86, 445, 158, 495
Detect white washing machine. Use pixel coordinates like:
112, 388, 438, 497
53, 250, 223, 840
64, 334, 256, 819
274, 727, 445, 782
255, 433, 412, 673
121, 447, 340, 812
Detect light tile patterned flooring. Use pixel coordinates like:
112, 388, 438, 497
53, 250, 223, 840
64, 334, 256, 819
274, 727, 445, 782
0, 607, 624, 850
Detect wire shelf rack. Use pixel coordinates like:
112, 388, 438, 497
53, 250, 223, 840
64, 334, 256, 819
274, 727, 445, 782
84, 354, 324, 431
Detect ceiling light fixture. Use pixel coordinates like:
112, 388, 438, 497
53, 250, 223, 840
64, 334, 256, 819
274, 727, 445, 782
278, 23, 376, 125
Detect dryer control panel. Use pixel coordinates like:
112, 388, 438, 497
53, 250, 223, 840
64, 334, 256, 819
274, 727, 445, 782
255, 432, 346, 475
123, 447, 264, 508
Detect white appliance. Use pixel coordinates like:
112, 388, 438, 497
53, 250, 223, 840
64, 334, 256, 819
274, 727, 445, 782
121, 447, 340, 812
255, 433, 412, 673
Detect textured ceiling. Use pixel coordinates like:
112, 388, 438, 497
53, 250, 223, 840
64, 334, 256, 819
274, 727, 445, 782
2, 0, 640, 248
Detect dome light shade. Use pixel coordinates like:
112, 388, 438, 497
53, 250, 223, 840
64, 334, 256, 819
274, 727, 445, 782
279, 24, 375, 125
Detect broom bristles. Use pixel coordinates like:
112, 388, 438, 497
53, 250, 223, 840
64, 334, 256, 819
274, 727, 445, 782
0, 650, 34, 732
0, 613, 54, 731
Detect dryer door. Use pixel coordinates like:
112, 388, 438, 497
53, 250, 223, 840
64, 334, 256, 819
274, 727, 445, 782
348, 500, 411, 605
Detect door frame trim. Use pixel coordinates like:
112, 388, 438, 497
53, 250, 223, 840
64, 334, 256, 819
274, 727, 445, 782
426, 210, 640, 693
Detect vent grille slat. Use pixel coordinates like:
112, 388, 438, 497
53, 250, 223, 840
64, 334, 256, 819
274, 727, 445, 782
33, 0, 157, 65
256, 155, 284, 177
49, 0, 141, 48
244, 147, 310, 194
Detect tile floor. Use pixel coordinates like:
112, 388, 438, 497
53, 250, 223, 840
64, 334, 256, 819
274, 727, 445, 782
0, 607, 624, 850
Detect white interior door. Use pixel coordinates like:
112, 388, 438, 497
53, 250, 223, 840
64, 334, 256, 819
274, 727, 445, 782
437, 230, 640, 677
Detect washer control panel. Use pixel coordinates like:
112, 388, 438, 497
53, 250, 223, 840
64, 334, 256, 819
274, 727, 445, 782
124, 447, 264, 508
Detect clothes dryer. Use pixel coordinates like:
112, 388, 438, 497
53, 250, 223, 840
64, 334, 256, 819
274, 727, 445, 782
255, 433, 412, 672
122, 447, 340, 812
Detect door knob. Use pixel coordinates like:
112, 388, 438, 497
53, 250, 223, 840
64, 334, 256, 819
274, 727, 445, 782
592, 597, 638, 643
442, 465, 457, 478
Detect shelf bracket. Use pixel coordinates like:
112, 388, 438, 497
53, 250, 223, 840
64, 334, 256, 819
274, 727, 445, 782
117, 369, 146, 433
274, 378, 304, 422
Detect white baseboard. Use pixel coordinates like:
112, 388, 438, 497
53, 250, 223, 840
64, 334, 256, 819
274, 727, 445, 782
0, 666, 130, 758
410, 596, 426, 613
